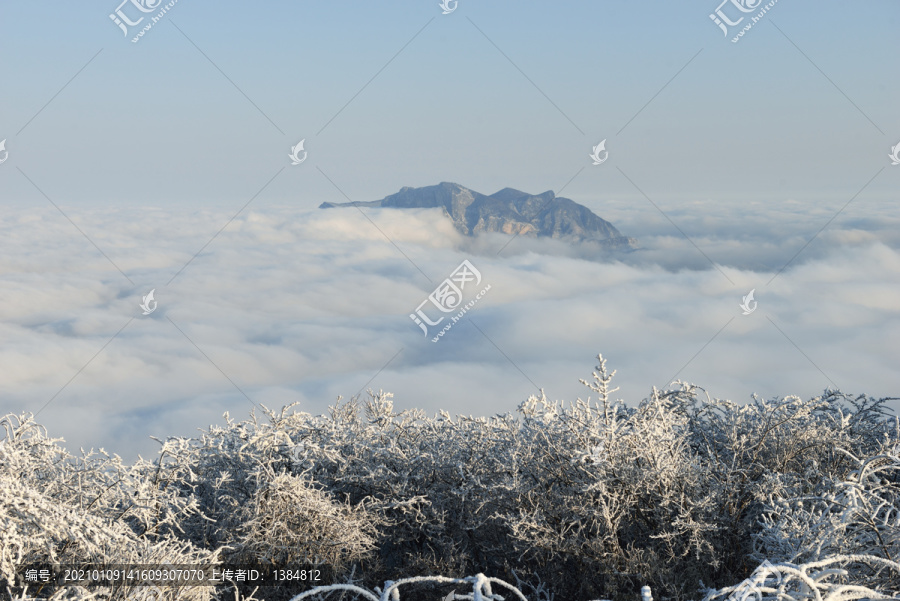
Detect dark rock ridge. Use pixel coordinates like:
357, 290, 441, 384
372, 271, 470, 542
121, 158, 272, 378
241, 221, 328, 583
319, 182, 637, 249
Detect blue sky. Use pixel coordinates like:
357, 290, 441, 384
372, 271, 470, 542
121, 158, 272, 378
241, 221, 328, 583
1, 1, 898, 460
2, 1, 897, 205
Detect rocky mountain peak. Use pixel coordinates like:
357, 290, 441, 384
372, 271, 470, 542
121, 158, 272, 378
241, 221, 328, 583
319, 183, 637, 250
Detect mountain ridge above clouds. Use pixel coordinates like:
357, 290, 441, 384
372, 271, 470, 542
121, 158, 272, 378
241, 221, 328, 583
319, 181, 638, 250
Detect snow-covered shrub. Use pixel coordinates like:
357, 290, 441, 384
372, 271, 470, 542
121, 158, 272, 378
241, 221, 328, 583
752, 439, 900, 593
286, 572, 528, 601
450, 357, 898, 600
490, 360, 718, 600
0, 413, 219, 601
702, 555, 900, 601
136, 407, 385, 573
661, 388, 892, 580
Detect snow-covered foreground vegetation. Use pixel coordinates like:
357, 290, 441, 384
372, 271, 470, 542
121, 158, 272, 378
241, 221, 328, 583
2, 356, 899, 601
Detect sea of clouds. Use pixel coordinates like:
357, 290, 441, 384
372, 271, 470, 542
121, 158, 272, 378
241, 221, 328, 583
1, 196, 898, 462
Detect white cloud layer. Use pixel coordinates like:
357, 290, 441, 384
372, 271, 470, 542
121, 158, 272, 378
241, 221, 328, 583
1, 201, 898, 462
